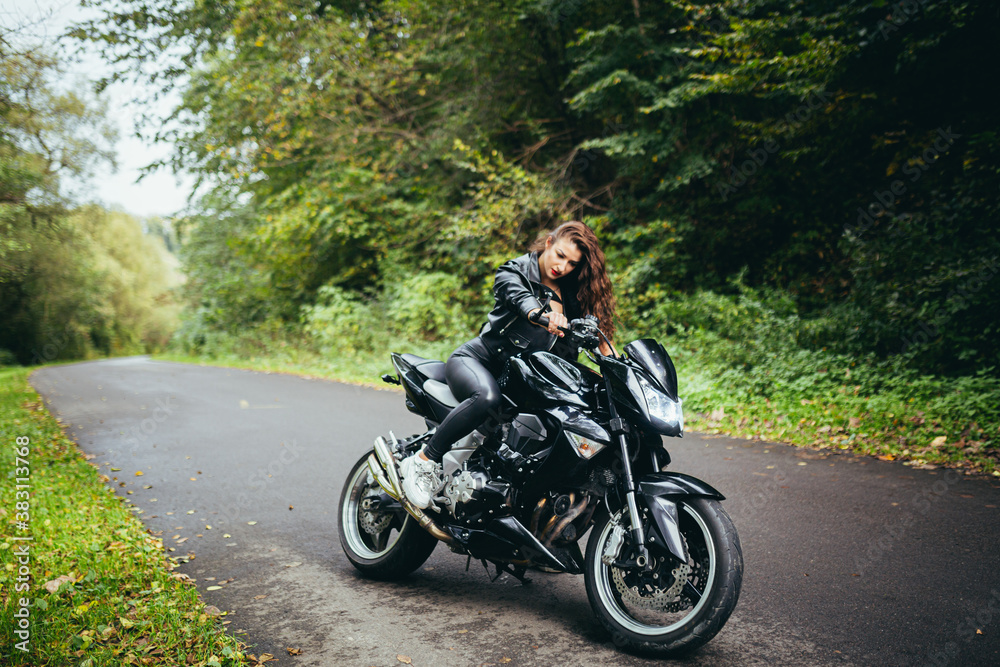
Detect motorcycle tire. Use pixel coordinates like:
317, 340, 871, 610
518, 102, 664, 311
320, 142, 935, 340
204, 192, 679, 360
584, 497, 743, 657
338, 452, 438, 580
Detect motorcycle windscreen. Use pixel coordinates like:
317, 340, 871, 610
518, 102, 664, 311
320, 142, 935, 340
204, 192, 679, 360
623, 339, 679, 401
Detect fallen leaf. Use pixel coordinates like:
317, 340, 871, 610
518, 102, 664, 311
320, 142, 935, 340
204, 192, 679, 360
977, 629, 983, 635
457, 629, 468, 634
254, 595, 268, 600
287, 647, 303, 655
849, 417, 862, 429
500, 659, 511, 664
176, 537, 188, 544
931, 436, 947, 447
247, 521, 257, 525
284, 562, 302, 568
44, 575, 75, 594
204, 605, 222, 616
397, 656, 412, 664
206, 586, 222, 591
135, 471, 144, 476
877, 455, 895, 461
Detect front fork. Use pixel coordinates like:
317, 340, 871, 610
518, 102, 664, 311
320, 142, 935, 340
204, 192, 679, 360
603, 371, 652, 569
616, 427, 652, 569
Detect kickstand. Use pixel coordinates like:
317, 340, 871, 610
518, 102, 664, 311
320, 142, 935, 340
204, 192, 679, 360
480, 559, 532, 585
466, 555, 472, 572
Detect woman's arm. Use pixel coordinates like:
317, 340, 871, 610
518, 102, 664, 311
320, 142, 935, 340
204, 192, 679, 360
493, 261, 543, 321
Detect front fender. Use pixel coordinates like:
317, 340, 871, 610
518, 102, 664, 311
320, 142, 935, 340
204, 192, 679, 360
637, 472, 726, 502
606, 472, 726, 563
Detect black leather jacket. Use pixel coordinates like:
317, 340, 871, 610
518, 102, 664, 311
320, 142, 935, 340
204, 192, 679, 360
477, 251, 582, 366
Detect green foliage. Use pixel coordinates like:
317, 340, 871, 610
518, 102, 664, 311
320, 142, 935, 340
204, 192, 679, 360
0, 203, 181, 364
70, 0, 999, 468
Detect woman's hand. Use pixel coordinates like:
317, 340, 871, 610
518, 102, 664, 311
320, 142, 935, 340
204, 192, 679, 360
528, 309, 568, 337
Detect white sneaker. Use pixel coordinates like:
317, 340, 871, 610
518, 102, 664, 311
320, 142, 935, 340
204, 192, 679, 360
399, 450, 444, 509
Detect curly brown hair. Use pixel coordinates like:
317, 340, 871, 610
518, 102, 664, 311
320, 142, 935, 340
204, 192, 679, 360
529, 221, 618, 342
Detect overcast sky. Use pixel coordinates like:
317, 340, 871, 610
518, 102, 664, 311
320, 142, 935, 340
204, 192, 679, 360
2, 0, 196, 219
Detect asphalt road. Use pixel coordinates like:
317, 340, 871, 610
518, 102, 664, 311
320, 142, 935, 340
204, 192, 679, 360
30, 356, 1000, 667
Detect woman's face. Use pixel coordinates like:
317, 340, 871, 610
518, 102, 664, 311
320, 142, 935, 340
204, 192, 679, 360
539, 236, 583, 280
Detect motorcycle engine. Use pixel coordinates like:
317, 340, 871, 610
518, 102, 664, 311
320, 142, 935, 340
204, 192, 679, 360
442, 465, 511, 522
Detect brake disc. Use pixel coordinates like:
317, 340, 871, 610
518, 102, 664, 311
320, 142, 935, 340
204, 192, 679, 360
610, 525, 693, 611
359, 490, 393, 535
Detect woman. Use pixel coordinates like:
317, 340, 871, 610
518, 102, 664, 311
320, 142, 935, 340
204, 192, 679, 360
400, 221, 618, 509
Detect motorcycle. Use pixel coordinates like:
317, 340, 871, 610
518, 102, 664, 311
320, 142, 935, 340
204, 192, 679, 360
338, 313, 743, 656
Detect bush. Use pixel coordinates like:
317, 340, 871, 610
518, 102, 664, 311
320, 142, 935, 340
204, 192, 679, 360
387, 272, 471, 342
302, 286, 386, 355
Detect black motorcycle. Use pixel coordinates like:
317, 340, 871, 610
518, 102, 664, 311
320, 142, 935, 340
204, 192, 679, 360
338, 314, 743, 656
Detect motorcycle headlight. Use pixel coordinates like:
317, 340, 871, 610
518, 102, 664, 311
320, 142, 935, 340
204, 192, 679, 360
636, 373, 683, 432
566, 430, 608, 460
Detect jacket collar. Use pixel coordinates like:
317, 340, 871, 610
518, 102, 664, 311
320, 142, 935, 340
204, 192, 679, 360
524, 251, 541, 283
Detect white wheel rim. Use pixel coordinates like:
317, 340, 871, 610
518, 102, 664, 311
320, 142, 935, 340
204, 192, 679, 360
342, 463, 405, 559
593, 504, 717, 636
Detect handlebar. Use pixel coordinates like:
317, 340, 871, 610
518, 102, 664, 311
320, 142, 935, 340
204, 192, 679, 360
529, 310, 609, 355
529, 309, 569, 333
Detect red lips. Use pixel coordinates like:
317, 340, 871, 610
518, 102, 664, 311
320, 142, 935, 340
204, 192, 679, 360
551, 268, 560, 277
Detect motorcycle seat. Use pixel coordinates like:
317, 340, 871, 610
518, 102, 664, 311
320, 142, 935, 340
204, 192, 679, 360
401, 353, 447, 383
423, 379, 459, 408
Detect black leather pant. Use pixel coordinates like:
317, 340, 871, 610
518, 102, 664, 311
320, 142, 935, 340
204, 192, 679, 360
423, 337, 504, 463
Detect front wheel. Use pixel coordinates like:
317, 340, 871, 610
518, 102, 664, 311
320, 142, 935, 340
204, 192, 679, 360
338, 452, 438, 579
584, 498, 743, 657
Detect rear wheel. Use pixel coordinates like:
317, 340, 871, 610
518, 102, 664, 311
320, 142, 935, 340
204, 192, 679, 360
584, 498, 743, 657
338, 452, 437, 579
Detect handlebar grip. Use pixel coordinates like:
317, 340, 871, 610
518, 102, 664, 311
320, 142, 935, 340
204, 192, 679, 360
529, 310, 569, 333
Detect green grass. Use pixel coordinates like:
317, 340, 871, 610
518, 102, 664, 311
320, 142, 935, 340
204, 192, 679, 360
0, 366, 251, 667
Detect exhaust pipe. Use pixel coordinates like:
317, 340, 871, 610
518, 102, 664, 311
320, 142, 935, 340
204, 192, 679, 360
373, 436, 404, 500
367, 454, 399, 500
401, 497, 454, 544
370, 436, 453, 544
